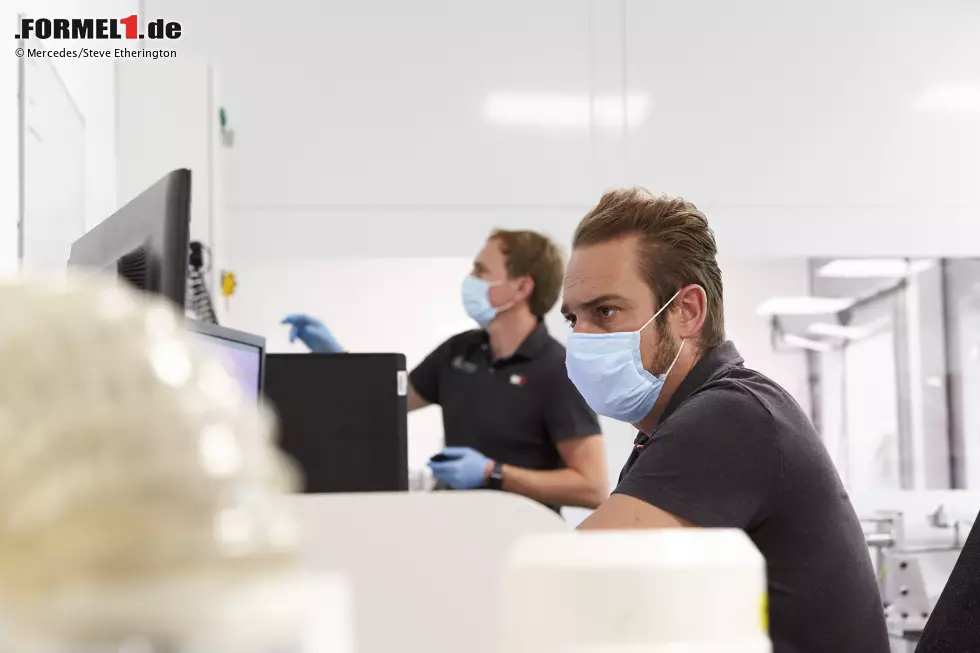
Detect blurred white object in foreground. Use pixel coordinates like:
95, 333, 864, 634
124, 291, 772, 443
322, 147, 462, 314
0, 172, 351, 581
296, 491, 565, 653
299, 573, 354, 653
499, 529, 771, 653
0, 275, 305, 653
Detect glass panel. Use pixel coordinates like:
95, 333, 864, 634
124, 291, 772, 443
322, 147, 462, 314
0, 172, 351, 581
843, 328, 902, 492
942, 259, 980, 489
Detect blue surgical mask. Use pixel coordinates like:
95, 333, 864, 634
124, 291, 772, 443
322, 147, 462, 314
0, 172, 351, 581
461, 276, 512, 328
565, 290, 685, 423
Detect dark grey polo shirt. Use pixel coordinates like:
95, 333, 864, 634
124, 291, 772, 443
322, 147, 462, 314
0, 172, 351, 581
616, 342, 889, 653
410, 322, 601, 476
915, 511, 980, 652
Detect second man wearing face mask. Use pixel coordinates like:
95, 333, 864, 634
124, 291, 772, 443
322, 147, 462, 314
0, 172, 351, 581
285, 230, 608, 512
560, 188, 889, 653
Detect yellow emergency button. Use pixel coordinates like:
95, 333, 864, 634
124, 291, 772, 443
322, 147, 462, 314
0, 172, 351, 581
221, 271, 237, 298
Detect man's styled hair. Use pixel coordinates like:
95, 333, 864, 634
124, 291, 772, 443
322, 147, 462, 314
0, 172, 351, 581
572, 187, 725, 347
490, 229, 565, 319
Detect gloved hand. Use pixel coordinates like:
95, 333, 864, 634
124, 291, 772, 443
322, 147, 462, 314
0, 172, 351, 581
427, 446, 492, 490
281, 314, 345, 353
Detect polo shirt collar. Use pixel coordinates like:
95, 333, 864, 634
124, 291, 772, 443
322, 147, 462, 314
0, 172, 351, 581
659, 341, 743, 422
511, 321, 551, 360
474, 320, 550, 363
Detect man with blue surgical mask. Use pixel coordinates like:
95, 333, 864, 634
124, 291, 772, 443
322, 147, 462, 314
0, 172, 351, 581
560, 188, 889, 653
283, 230, 608, 512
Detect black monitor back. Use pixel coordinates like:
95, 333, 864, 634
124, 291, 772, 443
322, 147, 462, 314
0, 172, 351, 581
68, 169, 191, 308
264, 353, 408, 493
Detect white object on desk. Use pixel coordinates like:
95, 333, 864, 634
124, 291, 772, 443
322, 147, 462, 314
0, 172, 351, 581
499, 529, 772, 653
407, 466, 437, 492
300, 573, 353, 653
295, 491, 566, 653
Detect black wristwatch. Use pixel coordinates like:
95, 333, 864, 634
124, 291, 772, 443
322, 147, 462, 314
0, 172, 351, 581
486, 461, 504, 490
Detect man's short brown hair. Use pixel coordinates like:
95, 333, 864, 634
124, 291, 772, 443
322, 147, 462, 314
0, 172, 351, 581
572, 188, 725, 347
490, 229, 564, 319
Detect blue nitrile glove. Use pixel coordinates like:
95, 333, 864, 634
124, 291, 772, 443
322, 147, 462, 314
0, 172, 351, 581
281, 314, 345, 353
427, 446, 492, 489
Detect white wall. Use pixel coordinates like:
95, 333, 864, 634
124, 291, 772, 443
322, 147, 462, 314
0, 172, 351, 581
115, 60, 212, 235
1, 0, 135, 276
143, 0, 980, 266
0, 25, 19, 276
6, 2, 975, 281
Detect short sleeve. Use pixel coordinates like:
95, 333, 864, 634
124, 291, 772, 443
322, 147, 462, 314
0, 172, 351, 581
614, 386, 782, 529
408, 337, 455, 405
542, 369, 602, 443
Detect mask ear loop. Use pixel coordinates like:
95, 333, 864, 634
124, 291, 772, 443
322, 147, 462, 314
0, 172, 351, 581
639, 288, 687, 379
638, 288, 684, 332
663, 338, 686, 378
486, 278, 516, 314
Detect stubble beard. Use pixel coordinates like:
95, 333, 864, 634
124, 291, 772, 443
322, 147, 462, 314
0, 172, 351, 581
649, 317, 682, 377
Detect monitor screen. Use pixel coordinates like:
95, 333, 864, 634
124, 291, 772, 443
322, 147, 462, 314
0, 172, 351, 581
186, 328, 263, 401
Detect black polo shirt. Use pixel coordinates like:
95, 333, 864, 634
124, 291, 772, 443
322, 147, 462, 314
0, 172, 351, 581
410, 323, 601, 475
616, 342, 889, 653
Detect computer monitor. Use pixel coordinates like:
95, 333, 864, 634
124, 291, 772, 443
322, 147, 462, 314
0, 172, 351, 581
184, 320, 265, 401
264, 353, 409, 493
68, 169, 191, 308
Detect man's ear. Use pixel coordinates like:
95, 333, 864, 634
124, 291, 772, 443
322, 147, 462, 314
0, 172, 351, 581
516, 276, 535, 302
677, 284, 707, 338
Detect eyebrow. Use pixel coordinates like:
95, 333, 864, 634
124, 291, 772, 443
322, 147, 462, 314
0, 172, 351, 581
560, 294, 629, 314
